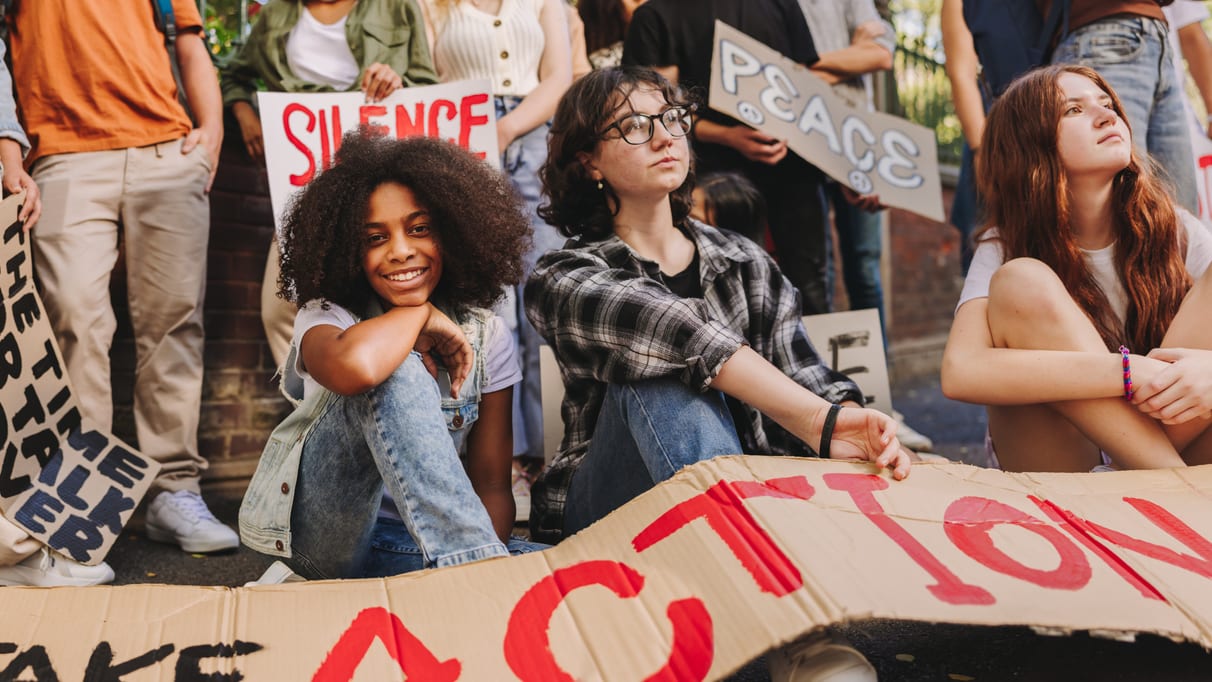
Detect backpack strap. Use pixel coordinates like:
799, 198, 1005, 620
150, 0, 196, 124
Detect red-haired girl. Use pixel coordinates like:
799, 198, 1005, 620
942, 64, 1212, 472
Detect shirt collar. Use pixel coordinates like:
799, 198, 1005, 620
577, 219, 756, 275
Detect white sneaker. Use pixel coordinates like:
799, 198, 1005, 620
243, 560, 306, 587
0, 547, 115, 587
769, 630, 877, 682
892, 410, 934, 452
512, 462, 532, 524
146, 490, 239, 553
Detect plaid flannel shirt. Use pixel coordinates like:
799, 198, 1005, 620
523, 220, 862, 543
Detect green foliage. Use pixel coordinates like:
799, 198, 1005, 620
200, 0, 246, 61
888, 1, 960, 166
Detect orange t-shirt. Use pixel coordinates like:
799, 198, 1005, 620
10, 0, 203, 163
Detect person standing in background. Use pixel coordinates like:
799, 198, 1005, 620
7, 0, 236, 553
1163, 0, 1212, 222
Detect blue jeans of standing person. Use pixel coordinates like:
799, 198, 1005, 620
497, 95, 564, 459
563, 379, 745, 536
826, 182, 886, 350
286, 354, 516, 579
1052, 16, 1198, 213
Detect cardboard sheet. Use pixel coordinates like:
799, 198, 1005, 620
0, 194, 159, 565
1, 456, 1210, 680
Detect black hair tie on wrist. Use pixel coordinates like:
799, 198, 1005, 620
818, 403, 842, 459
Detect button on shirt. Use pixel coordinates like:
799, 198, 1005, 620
524, 220, 862, 542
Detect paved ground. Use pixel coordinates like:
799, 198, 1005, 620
99, 375, 1211, 680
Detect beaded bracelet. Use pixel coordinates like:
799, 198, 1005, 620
819, 403, 843, 459
1119, 345, 1134, 400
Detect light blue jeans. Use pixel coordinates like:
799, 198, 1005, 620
496, 95, 565, 459
563, 379, 745, 536
286, 353, 510, 579
1053, 16, 1198, 213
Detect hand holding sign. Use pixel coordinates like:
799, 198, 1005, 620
709, 21, 944, 222
258, 81, 499, 235
0, 193, 159, 565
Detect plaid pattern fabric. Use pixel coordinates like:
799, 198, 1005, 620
523, 220, 863, 543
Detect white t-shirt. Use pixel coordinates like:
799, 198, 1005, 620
286, 8, 361, 90
292, 300, 522, 400
957, 209, 1212, 325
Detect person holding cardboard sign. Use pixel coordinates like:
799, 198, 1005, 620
943, 65, 1212, 473
240, 133, 545, 578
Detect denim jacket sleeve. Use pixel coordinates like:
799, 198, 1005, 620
0, 40, 30, 156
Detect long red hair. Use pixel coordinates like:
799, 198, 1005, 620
975, 64, 1190, 352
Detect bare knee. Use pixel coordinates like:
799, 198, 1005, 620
987, 258, 1080, 337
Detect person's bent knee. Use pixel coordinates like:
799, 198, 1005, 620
988, 257, 1072, 320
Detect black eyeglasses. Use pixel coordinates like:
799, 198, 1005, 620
600, 106, 694, 145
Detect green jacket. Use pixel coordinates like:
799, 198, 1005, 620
221, 0, 439, 106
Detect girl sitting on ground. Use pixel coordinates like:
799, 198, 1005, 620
525, 64, 910, 682
240, 132, 543, 578
525, 67, 910, 543
942, 64, 1212, 473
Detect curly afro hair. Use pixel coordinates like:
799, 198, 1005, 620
278, 131, 532, 315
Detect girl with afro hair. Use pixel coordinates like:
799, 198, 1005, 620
240, 131, 544, 578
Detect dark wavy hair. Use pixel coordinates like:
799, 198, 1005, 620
976, 64, 1190, 352
278, 131, 532, 314
578, 0, 628, 55
539, 66, 696, 242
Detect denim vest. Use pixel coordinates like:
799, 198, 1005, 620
239, 305, 495, 558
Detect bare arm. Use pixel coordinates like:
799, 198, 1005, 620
940, 0, 986, 149
300, 303, 472, 397
811, 20, 893, 79
176, 31, 224, 191
940, 299, 1164, 404
464, 388, 516, 542
1178, 21, 1212, 137
496, 0, 573, 152
714, 346, 910, 479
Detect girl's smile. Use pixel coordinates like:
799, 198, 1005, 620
363, 182, 443, 308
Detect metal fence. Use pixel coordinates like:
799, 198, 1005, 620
894, 45, 964, 168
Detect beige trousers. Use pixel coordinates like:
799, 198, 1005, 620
261, 238, 297, 370
0, 141, 214, 566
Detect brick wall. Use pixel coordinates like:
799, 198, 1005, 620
110, 130, 290, 494
886, 185, 964, 382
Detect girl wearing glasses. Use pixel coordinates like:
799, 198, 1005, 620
524, 67, 911, 544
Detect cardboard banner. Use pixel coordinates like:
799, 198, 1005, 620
0, 194, 160, 565
258, 80, 500, 230
709, 21, 945, 222
2, 457, 1212, 680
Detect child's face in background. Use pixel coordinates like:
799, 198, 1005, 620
363, 182, 443, 309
